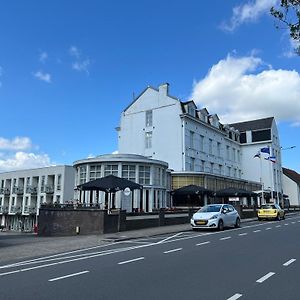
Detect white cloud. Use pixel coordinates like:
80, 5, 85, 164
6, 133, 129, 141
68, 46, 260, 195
190, 53, 300, 125
112, 150, 118, 154
34, 70, 51, 83
0, 152, 52, 172
39, 51, 48, 63
0, 137, 32, 151
282, 38, 300, 58
69, 46, 80, 58
72, 59, 90, 74
221, 0, 278, 32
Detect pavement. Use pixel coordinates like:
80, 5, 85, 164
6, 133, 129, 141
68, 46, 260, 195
0, 217, 260, 265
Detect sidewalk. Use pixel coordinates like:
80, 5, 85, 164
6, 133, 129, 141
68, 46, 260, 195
0, 217, 258, 265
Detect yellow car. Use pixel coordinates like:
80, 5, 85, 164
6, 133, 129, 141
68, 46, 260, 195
257, 204, 285, 221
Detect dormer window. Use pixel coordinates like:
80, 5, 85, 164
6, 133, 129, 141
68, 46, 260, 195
188, 106, 195, 117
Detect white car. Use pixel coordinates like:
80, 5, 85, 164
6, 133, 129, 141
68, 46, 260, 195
191, 204, 241, 231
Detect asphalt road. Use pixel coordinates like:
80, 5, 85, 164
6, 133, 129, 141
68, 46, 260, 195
0, 216, 300, 300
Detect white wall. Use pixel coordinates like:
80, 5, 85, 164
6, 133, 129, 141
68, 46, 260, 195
283, 174, 300, 206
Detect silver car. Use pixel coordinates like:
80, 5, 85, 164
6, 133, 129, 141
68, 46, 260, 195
190, 204, 241, 231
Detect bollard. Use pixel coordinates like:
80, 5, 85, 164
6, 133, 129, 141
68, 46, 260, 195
76, 226, 80, 235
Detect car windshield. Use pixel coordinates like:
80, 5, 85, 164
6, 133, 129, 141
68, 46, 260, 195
198, 205, 222, 213
261, 205, 276, 209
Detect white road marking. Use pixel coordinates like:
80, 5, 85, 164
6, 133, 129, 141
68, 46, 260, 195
276, 225, 281, 228
48, 270, 89, 282
298, 220, 300, 223
283, 259, 296, 266
291, 222, 296, 224
164, 248, 182, 254
196, 241, 210, 246
238, 233, 248, 236
253, 230, 261, 233
220, 236, 231, 240
256, 272, 275, 283
265, 228, 272, 230
118, 257, 144, 265
284, 223, 289, 226
227, 293, 243, 300
157, 232, 184, 244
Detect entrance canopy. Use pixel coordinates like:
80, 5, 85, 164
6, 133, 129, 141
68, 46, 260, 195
215, 187, 257, 197
77, 175, 143, 193
173, 185, 214, 196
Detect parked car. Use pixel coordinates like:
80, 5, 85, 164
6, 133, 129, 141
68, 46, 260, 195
190, 204, 241, 231
257, 204, 285, 221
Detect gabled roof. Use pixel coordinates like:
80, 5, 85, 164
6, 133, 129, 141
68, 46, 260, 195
283, 167, 300, 185
229, 117, 274, 132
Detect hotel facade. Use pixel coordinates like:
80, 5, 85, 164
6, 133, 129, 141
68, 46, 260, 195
0, 166, 75, 230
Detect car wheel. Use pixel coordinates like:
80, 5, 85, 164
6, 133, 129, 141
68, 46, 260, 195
282, 214, 285, 220
277, 213, 281, 221
235, 217, 241, 228
218, 219, 224, 231
257, 217, 261, 221
192, 228, 198, 231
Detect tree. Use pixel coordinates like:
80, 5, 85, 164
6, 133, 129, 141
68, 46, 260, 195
271, 0, 300, 55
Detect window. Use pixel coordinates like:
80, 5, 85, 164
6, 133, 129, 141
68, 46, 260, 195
145, 132, 152, 149
252, 129, 271, 142
90, 165, 101, 181
41, 176, 45, 192
227, 166, 231, 177
219, 164, 223, 175
240, 132, 246, 143
153, 167, 161, 185
190, 158, 195, 171
139, 166, 150, 185
57, 174, 62, 191
210, 163, 214, 174
122, 165, 136, 181
237, 150, 240, 162
26, 177, 30, 187
79, 166, 87, 184
145, 110, 153, 127
200, 160, 205, 172
189, 131, 194, 149
209, 139, 213, 155
233, 148, 236, 161
104, 165, 118, 177
200, 135, 204, 152
217, 142, 221, 157
25, 196, 29, 206
226, 146, 230, 160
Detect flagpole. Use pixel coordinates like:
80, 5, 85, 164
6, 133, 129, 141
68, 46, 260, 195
268, 158, 274, 204
260, 152, 264, 205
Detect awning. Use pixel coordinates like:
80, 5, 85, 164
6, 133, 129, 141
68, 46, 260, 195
215, 187, 257, 197
173, 185, 214, 196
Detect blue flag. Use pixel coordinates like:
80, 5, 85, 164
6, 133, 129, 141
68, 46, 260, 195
260, 147, 270, 154
265, 156, 276, 163
254, 151, 260, 158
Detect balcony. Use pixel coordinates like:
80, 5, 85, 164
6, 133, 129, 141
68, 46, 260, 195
23, 206, 37, 214
25, 186, 38, 194
0, 188, 10, 195
0, 206, 9, 214
10, 206, 22, 214
12, 187, 24, 195
45, 185, 54, 194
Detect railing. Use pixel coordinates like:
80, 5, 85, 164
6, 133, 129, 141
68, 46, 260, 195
10, 206, 22, 214
12, 187, 24, 195
0, 188, 10, 195
0, 206, 9, 214
45, 185, 54, 194
25, 186, 38, 194
23, 206, 37, 214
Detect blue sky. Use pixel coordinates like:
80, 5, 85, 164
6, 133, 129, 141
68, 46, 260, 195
0, 0, 299, 172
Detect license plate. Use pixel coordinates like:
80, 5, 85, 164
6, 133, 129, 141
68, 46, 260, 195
197, 220, 206, 225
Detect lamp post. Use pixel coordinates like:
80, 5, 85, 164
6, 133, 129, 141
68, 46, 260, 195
280, 145, 296, 207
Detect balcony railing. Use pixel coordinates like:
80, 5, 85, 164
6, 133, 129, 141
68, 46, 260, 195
12, 187, 24, 195
25, 186, 38, 194
0, 188, 10, 195
10, 206, 22, 214
0, 206, 9, 214
23, 206, 37, 214
45, 185, 54, 194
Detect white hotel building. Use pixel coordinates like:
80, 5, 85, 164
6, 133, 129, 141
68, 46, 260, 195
0, 166, 75, 230
117, 83, 282, 203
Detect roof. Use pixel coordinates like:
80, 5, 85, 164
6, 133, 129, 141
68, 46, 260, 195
229, 117, 274, 132
282, 167, 300, 185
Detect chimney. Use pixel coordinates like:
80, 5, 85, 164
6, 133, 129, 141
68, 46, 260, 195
158, 82, 169, 96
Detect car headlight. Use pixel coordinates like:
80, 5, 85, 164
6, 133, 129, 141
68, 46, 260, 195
209, 214, 218, 220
